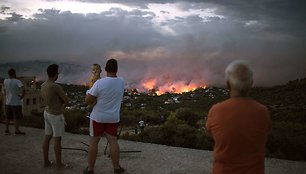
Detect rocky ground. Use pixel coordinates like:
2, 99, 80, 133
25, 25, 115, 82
1, 126, 305, 174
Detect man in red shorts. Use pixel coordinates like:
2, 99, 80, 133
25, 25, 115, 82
206, 60, 271, 174
84, 59, 125, 174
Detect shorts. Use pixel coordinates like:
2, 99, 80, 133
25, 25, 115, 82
90, 120, 118, 137
44, 110, 65, 137
5, 105, 23, 120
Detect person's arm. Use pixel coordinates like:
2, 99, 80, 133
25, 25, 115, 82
17, 80, 25, 100
18, 86, 25, 99
86, 81, 98, 106
57, 86, 69, 106
40, 91, 46, 108
85, 94, 97, 106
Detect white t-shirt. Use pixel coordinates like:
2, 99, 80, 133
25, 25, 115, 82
4, 78, 23, 105
87, 77, 124, 123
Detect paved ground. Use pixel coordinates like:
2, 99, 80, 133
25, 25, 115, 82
1, 126, 306, 174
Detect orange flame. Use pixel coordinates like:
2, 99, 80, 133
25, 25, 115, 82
141, 78, 207, 95
142, 78, 157, 90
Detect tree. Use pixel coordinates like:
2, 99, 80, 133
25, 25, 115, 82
174, 108, 199, 126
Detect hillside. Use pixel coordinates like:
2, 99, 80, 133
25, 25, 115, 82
250, 78, 306, 160
62, 77, 306, 161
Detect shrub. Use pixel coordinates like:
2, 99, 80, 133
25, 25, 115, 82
267, 130, 306, 161
194, 132, 214, 150
138, 126, 164, 144
174, 108, 200, 126
64, 110, 88, 132
130, 111, 212, 149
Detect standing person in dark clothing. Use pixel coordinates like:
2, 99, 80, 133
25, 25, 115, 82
3, 68, 25, 135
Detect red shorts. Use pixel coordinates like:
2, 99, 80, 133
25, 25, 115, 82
90, 120, 118, 137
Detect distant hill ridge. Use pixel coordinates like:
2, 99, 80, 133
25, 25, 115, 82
250, 77, 306, 108
1, 60, 306, 87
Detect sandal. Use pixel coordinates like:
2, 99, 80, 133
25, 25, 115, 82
114, 166, 125, 173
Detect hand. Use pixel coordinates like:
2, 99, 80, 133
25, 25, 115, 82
94, 71, 100, 76
89, 101, 97, 108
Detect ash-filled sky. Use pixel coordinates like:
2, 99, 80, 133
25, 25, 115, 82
0, 0, 305, 91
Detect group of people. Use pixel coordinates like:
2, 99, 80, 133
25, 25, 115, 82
2, 59, 271, 174
40, 59, 125, 174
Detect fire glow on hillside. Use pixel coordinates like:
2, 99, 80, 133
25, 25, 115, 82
141, 78, 207, 95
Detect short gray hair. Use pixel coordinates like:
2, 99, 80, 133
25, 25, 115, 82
225, 60, 253, 91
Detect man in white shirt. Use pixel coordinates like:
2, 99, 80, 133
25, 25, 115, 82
3, 68, 25, 135
84, 59, 125, 174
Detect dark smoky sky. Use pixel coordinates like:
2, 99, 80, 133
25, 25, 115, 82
0, 0, 305, 88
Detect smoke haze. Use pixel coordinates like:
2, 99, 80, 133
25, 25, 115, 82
1, 0, 305, 91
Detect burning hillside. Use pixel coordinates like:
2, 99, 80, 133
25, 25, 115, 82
141, 78, 207, 95
0, 60, 209, 93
